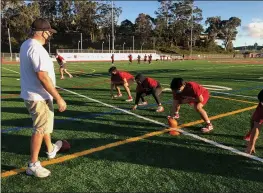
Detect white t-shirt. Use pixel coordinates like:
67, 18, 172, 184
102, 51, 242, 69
20, 39, 56, 101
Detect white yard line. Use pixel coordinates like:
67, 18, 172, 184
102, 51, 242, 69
2, 67, 20, 74
58, 86, 263, 163
210, 91, 257, 100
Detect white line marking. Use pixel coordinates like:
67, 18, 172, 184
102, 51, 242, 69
161, 83, 258, 100
3, 67, 262, 163
2, 67, 20, 74
210, 91, 257, 100
57, 86, 263, 163
202, 85, 232, 91
162, 83, 232, 91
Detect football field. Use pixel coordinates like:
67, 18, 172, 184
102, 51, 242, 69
1, 59, 263, 192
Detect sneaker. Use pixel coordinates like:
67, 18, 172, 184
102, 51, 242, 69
46, 140, 62, 159
69, 75, 73, 78
156, 106, 164, 112
173, 113, 180, 119
60, 77, 65, 80
201, 123, 213, 133
243, 133, 251, 142
114, 93, 123, 98
138, 101, 148, 106
125, 96, 133, 102
26, 161, 51, 178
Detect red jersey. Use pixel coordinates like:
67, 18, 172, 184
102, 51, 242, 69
128, 55, 132, 60
136, 77, 159, 92
252, 103, 263, 124
173, 82, 209, 105
111, 71, 134, 83
56, 55, 64, 63
144, 56, 147, 61
149, 55, 152, 61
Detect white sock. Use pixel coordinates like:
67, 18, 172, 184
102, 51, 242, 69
206, 121, 210, 124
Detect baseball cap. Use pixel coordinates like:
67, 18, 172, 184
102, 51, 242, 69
31, 18, 57, 33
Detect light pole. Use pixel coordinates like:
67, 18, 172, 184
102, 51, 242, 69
141, 42, 144, 53
78, 40, 80, 51
177, 4, 196, 59
108, 34, 111, 53
80, 33, 83, 51
190, 3, 193, 59
123, 42, 126, 52
8, 28, 12, 59
132, 36, 134, 53
111, 0, 115, 53
102, 41, 104, 52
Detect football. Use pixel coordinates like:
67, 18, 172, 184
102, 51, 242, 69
59, 140, 71, 153
168, 116, 178, 128
169, 130, 180, 136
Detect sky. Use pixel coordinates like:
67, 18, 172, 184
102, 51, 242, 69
115, 1, 263, 47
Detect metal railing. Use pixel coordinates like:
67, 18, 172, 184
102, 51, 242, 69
1, 53, 19, 61
56, 49, 157, 54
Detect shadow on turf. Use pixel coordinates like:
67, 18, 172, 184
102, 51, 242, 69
1, 91, 21, 94
85, 137, 263, 183
1, 165, 18, 172
3, 124, 263, 183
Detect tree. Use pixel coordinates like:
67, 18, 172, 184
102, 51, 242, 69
96, 1, 122, 40
173, 0, 203, 48
219, 17, 241, 51
154, 0, 203, 49
134, 13, 154, 48
117, 19, 134, 37
57, 0, 74, 32
254, 42, 258, 50
205, 16, 221, 42
1, 2, 40, 52
36, 0, 56, 21
154, 0, 175, 47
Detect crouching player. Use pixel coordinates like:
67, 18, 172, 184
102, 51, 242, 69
170, 78, 213, 133
244, 89, 263, 154
132, 74, 164, 112
109, 67, 134, 102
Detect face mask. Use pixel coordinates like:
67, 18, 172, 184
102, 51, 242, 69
42, 32, 52, 44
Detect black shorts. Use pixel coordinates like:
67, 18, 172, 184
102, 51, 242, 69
144, 83, 162, 96
112, 78, 135, 86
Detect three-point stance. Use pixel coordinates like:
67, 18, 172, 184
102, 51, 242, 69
109, 66, 134, 102
132, 73, 164, 112
244, 89, 263, 154
170, 78, 213, 133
